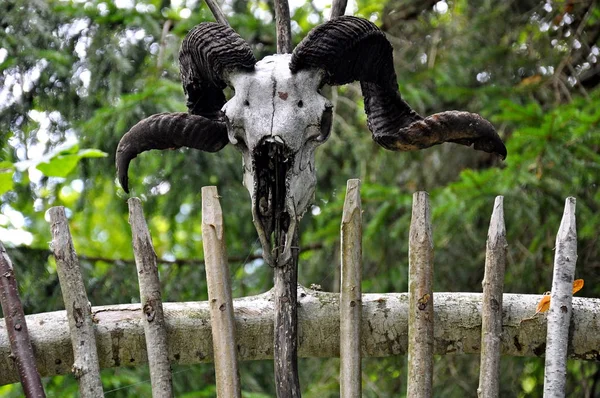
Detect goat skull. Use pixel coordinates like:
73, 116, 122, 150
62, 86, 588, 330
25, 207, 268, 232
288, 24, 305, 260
116, 16, 507, 266
225, 55, 331, 266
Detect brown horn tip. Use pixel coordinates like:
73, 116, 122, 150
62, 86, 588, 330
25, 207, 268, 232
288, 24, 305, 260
115, 112, 228, 193
374, 111, 507, 159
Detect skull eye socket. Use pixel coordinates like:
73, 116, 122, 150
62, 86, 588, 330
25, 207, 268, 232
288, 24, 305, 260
318, 104, 333, 142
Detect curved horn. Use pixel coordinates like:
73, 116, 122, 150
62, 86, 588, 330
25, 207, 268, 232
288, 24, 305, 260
116, 23, 256, 192
116, 113, 228, 193
179, 22, 257, 118
290, 16, 507, 159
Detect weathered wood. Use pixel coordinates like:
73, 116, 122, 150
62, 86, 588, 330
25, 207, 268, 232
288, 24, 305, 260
274, 232, 301, 398
274, 0, 292, 53
127, 199, 172, 398
330, 0, 348, 18
201, 187, 241, 398
48, 207, 102, 398
2, 291, 600, 386
204, 0, 229, 26
340, 179, 362, 398
0, 241, 45, 397
544, 197, 577, 398
407, 191, 434, 398
477, 197, 507, 398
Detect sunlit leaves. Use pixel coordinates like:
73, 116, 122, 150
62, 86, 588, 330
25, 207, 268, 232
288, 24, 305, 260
35, 144, 107, 177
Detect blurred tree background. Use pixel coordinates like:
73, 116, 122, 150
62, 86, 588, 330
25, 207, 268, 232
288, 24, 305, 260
1, 0, 599, 396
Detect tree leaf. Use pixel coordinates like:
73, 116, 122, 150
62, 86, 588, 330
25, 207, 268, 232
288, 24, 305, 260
572, 279, 584, 294
35, 145, 108, 178
36, 155, 80, 177
535, 294, 551, 314
535, 279, 584, 315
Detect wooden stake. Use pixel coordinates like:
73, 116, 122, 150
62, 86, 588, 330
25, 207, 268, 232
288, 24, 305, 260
48, 207, 103, 397
340, 179, 362, 398
407, 192, 434, 398
204, 0, 230, 26
544, 197, 577, 398
274, 232, 301, 398
201, 186, 241, 398
477, 197, 507, 398
128, 198, 173, 397
0, 241, 46, 397
330, 0, 348, 18
274, 0, 292, 53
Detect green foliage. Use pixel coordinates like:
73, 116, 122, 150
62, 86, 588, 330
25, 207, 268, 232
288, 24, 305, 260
1, 0, 599, 395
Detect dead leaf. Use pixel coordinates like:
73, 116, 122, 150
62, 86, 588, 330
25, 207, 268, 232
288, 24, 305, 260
572, 279, 584, 294
536, 293, 551, 314
534, 279, 584, 315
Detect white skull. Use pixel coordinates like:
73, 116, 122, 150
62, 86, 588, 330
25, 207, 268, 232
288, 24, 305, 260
223, 55, 332, 266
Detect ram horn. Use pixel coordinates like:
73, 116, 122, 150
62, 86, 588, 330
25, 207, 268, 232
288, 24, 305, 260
290, 16, 507, 159
116, 23, 256, 192
179, 22, 257, 117
116, 113, 228, 193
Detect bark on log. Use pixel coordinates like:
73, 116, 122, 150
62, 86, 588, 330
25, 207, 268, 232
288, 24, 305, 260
201, 187, 241, 397
478, 197, 507, 398
544, 197, 577, 398
340, 179, 362, 398
48, 207, 104, 398
0, 241, 45, 397
128, 199, 172, 398
1, 291, 599, 386
407, 192, 434, 398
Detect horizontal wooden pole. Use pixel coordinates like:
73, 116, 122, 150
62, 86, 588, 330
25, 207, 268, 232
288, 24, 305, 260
1, 289, 599, 386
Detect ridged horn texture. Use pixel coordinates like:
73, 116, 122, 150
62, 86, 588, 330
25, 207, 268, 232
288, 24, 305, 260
179, 22, 257, 117
116, 23, 257, 193
116, 113, 228, 192
290, 16, 507, 159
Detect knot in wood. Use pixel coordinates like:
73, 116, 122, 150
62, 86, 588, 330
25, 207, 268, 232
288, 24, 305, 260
143, 303, 156, 321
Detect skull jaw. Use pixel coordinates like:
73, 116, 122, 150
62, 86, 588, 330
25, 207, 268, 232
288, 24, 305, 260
243, 138, 317, 267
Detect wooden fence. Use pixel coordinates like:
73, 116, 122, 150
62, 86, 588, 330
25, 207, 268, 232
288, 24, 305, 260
1, 180, 597, 397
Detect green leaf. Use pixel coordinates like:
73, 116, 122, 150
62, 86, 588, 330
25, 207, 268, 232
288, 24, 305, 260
35, 145, 108, 178
36, 155, 80, 177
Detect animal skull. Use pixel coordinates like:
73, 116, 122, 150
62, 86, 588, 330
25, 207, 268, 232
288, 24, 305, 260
116, 16, 507, 266
224, 54, 332, 265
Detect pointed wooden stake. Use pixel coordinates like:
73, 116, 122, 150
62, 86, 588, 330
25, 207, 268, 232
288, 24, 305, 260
0, 241, 46, 397
48, 207, 103, 397
128, 198, 173, 397
544, 197, 577, 398
201, 186, 241, 398
478, 196, 507, 398
340, 179, 362, 398
407, 191, 434, 398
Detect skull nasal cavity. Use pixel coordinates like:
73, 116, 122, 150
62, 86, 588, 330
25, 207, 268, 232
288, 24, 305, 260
278, 92, 288, 100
